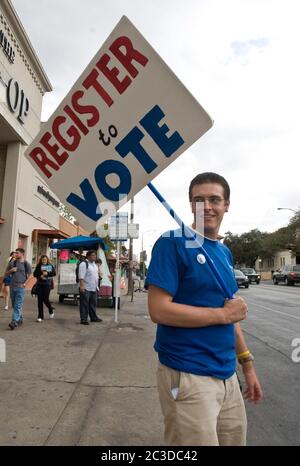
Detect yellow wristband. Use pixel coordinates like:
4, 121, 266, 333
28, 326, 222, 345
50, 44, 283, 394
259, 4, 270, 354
237, 350, 250, 359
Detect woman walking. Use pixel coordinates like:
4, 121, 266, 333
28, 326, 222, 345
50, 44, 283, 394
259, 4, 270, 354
33, 255, 56, 322
1, 252, 16, 310
1, 251, 15, 311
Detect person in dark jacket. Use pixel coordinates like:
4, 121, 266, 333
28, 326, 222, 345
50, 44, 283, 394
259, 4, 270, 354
33, 255, 56, 322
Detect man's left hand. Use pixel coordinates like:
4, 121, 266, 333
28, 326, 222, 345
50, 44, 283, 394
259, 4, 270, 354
242, 365, 264, 404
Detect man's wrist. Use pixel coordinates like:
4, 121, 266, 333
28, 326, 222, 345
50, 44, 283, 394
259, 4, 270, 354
213, 308, 227, 325
241, 360, 255, 373
238, 354, 254, 366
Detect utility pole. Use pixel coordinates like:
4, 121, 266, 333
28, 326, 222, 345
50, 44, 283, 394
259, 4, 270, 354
114, 240, 121, 323
141, 231, 144, 280
127, 197, 134, 295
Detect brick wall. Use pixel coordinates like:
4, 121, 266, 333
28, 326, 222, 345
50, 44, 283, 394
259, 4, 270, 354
59, 217, 89, 237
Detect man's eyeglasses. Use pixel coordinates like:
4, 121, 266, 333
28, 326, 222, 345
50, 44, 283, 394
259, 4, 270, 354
192, 196, 225, 205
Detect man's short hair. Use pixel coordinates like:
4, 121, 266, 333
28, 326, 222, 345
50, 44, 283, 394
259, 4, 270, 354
15, 248, 25, 255
189, 172, 230, 202
86, 250, 97, 258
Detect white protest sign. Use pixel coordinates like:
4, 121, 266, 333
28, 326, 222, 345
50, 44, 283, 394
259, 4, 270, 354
59, 263, 77, 285
25, 16, 213, 231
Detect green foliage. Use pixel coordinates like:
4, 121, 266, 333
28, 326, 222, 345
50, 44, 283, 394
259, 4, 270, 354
224, 208, 300, 265
289, 209, 300, 228
90, 226, 116, 255
121, 245, 128, 256
224, 229, 268, 267
264, 209, 300, 257
102, 236, 116, 256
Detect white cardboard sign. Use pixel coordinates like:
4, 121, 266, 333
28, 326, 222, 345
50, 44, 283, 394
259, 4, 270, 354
25, 16, 213, 231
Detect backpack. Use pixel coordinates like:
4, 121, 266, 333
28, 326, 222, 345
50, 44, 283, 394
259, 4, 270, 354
12, 260, 30, 276
75, 260, 89, 283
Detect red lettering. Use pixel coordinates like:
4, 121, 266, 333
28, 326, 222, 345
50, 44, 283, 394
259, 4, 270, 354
96, 53, 131, 94
40, 132, 69, 166
71, 90, 100, 128
83, 69, 113, 107
28, 147, 59, 179
64, 104, 89, 135
52, 115, 81, 152
28, 38, 149, 181
110, 36, 148, 78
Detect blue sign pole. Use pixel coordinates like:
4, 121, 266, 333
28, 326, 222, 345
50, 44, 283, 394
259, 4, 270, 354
147, 182, 233, 299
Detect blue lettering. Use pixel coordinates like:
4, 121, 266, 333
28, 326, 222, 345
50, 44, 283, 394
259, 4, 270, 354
115, 126, 157, 174
140, 105, 184, 157
66, 106, 184, 223
94, 160, 131, 201
66, 178, 101, 221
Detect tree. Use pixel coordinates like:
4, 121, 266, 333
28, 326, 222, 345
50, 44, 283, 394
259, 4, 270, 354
121, 245, 128, 257
224, 208, 300, 267
90, 226, 116, 255
289, 208, 300, 228
260, 209, 300, 259
224, 229, 268, 267
223, 231, 243, 265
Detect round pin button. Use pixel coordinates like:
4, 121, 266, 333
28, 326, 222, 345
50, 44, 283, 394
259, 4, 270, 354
197, 253, 206, 264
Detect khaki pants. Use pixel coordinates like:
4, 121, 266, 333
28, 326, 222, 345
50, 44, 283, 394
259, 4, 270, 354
157, 362, 247, 446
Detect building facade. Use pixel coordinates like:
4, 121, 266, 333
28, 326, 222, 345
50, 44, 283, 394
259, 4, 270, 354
255, 249, 297, 279
0, 0, 67, 274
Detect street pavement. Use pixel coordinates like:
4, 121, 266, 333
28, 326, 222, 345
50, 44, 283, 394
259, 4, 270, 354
0, 282, 299, 446
0, 289, 163, 446
237, 281, 300, 446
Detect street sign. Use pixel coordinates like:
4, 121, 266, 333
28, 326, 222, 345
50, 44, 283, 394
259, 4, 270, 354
25, 16, 213, 231
109, 212, 128, 241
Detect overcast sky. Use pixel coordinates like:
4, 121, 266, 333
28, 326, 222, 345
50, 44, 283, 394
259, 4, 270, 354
12, 0, 300, 259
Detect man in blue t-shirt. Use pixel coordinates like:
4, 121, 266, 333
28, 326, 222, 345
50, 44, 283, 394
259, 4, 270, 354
146, 172, 263, 446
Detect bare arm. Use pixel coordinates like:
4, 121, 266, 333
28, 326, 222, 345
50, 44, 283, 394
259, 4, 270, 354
235, 322, 264, 403
23, 274, 33, 288
235, 322, 249, 354
79, 278, 85, 292
5, 266, 17, 276
148, 285, 248, 328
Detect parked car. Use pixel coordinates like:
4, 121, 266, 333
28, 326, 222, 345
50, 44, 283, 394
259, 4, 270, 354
240, 267, 261, 284
273, 265, 300, 285
234, 269, 249, 288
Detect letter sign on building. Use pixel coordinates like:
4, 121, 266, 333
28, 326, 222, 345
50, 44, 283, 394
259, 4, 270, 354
6, 78, 29, 123
0, 29, 15, 63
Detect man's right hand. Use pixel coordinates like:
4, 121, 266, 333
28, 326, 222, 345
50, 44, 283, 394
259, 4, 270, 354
222, 297, 248, 324
79, 285, 85, 294
10, 267, 17, 273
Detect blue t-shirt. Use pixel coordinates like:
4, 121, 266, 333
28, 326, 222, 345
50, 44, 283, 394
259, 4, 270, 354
145, 229, 238, 380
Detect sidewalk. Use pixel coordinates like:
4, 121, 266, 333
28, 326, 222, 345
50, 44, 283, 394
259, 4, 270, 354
0, 290, 163, 446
